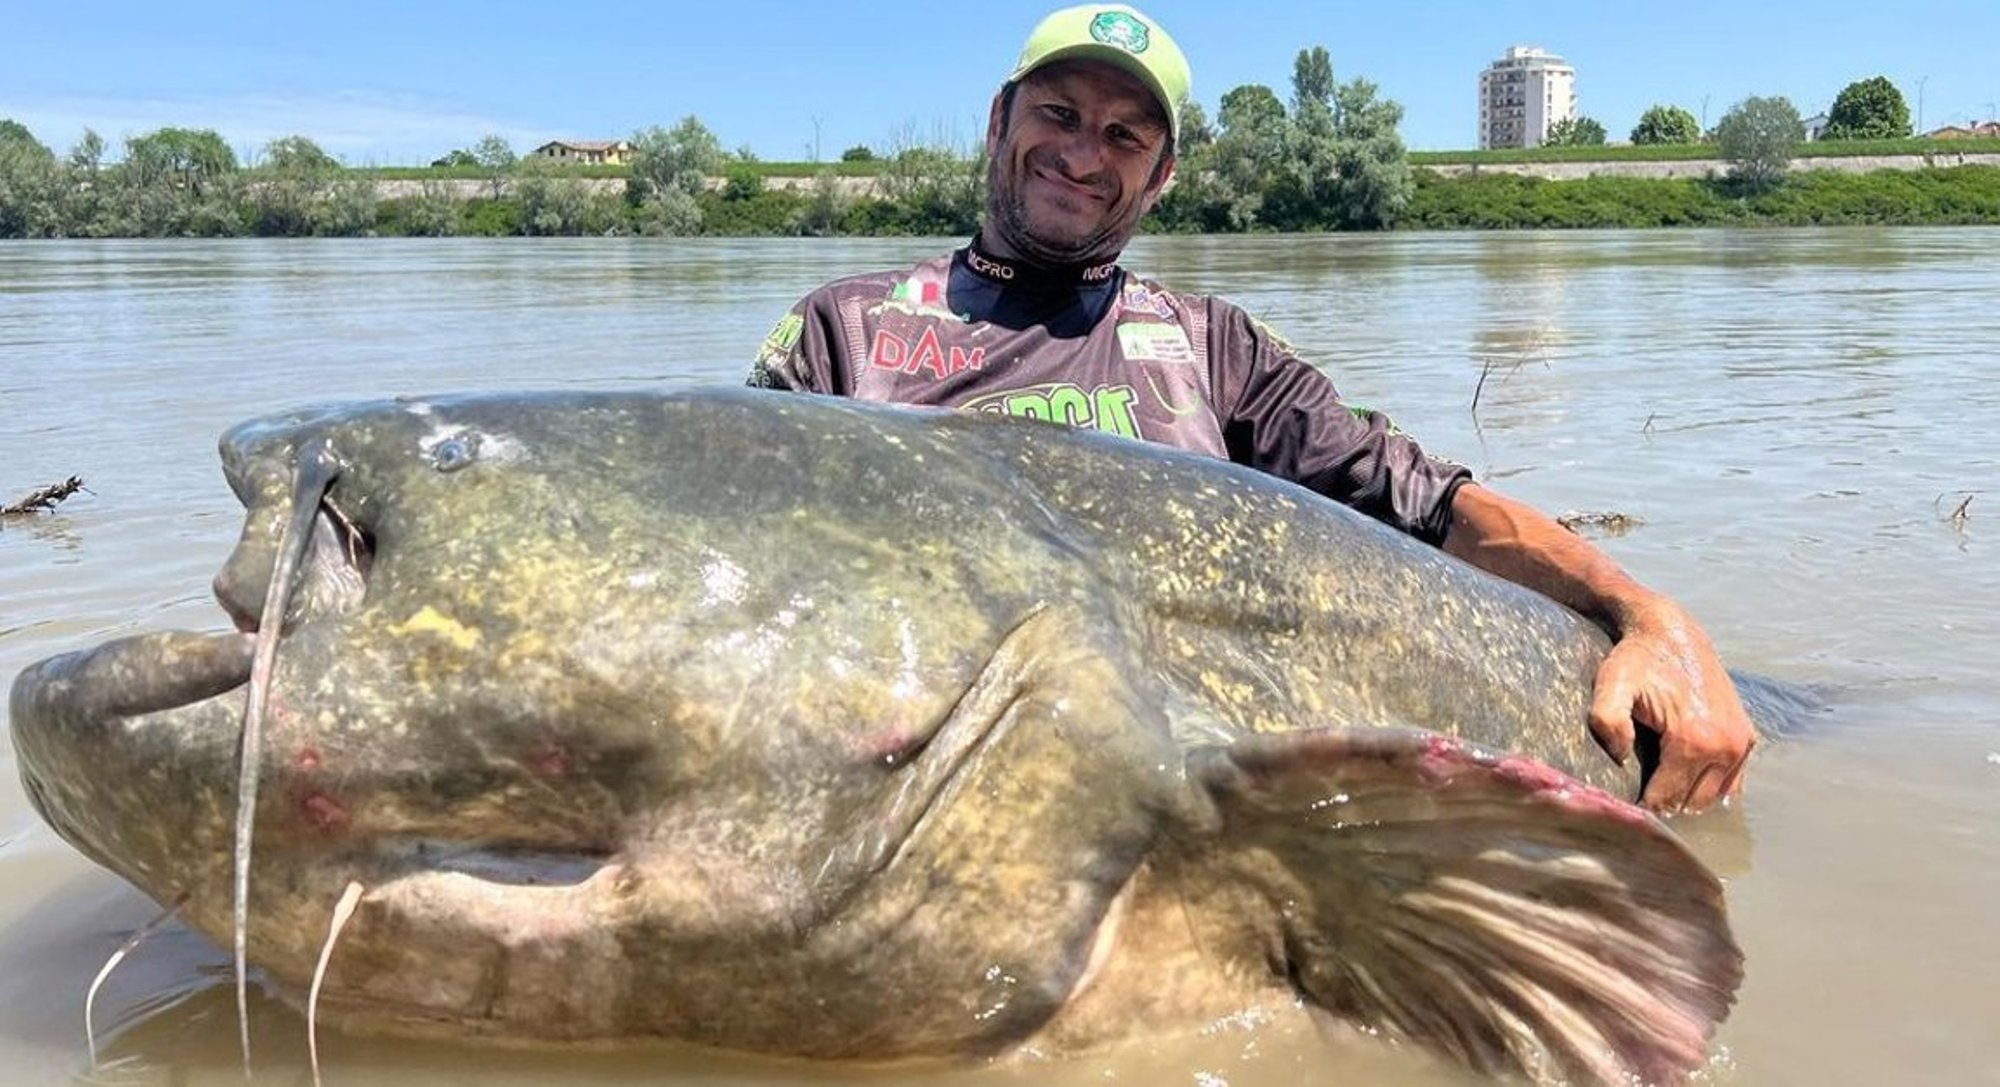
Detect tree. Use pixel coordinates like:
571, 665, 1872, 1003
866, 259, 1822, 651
1630, 105, 1701, 145
1544, 116, 1608, 147
314, 174, 379, 237
122, 127, 237, 196
68, 129, 104, 174
1265, 50, 1412, 231
626, 117, 726, 235
0, 124, 62, 237
721, 162, 765, 201
839, 145, 876, 162
872, 124, 982, 235
262, 135, 339, 174
0, 118, 51, 157
62, 130, 108, 236
1203, 83, 1288, 229
1714, 96, 1804, 190
513, 156, 605, 235
1176, 100, 1215, 153
471, 134, 517, 198
1324, 77, 1413, 228
793, 168, 849, 236
1293, 46, 1335, 106
629, 116, 725, 201
1823, 76, 1912, 140
394, 180, 460, 236
431, 149, 479, 168
472, 135, 517, 171
250, 135, 340, 236
114, 127, 242, 236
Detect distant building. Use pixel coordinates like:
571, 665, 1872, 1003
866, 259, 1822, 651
1478, 46, 1576, 149
531, 140, 635, 166
1927, 121, 2000, 139
1801, 113, 1830, 141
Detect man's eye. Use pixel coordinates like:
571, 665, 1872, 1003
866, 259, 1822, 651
1108, 125, 1143, 148
1042, 104, 1079, 126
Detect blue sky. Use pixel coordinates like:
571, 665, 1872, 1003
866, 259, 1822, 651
3, 0, 1994, 165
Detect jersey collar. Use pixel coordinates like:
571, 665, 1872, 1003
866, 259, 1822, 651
960, 241, 1120, 289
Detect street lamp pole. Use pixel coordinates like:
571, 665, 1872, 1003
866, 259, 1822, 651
1916, 76, 1928, 134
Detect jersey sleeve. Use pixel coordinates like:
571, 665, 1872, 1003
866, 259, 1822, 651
746, 288, 849, 393
1205, 299, 1471, 546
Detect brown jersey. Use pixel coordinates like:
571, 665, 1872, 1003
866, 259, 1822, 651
749, 243, 1470, 545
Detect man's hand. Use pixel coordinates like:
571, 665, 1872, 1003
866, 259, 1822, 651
1587, 607, 1756, 814
1442, 484, 1757, 814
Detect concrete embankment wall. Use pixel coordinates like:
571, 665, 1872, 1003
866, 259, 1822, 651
369, 176, 879, 199
1423, 152, 2000, 181
368, 153, 2000, 201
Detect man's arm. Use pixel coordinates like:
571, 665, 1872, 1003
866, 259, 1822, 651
1441, 483, 1756, 814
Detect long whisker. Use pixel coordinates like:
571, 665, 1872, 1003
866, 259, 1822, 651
84, 892, 189, 1069
308, 881, 366, 1087
234, 437, 340, 1077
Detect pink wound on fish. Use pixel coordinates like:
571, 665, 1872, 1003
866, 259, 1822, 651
529, 743, 570, 777
863, 726, 922, 767
1411, 733, 1474, 784
299, 792, 350, 832
1492, 754, 1651, 828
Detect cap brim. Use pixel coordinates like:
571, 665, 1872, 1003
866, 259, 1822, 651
1009, 44, 1178, 141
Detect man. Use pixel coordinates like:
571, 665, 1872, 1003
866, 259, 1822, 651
748, 3, 1754, 813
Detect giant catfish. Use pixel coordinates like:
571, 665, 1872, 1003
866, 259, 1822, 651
11, 388, 1775, 1085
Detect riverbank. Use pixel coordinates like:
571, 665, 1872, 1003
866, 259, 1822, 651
8, 159, 1998, 238
367, 151, 2000, 200
1400, 164, 2000, 230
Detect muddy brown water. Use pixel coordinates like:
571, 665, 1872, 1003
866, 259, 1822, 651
3, 231, 1997, 1086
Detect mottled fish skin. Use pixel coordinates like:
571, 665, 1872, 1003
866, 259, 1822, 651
10, 389, 1764, 1083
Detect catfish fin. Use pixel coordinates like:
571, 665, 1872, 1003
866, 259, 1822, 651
1188, 727, 1740, 1087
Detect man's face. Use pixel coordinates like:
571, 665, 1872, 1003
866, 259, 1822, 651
983, 59, 1176, 267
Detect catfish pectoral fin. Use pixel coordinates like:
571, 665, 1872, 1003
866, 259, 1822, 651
1190, 727, 1740, 1087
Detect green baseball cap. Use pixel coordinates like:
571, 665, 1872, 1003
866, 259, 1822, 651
1007, 4, 1191, 144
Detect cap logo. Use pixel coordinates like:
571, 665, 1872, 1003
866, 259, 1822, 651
1088, 11, 1150, 54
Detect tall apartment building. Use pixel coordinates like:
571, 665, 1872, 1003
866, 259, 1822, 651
1478, 46, 1577, 149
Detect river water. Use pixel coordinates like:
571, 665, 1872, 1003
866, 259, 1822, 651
1, 231, 1996, 1087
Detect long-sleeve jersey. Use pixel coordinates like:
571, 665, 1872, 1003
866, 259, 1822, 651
748, 243, 1471, 545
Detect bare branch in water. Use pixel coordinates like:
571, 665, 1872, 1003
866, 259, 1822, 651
1471, 360, 1495, 416
1558, 510, 1646, 537
2, 476, 90, 518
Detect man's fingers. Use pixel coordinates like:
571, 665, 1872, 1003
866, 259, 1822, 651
1717, 742, 1755, 800
1587, 674, 1637, 766
1640, 759, 1688, 811
1643, 731, 1755, 814
1682, 762, 1726, 813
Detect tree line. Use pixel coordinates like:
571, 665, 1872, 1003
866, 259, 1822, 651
1536, 74, 1920, 149
1, 61, 1989, 240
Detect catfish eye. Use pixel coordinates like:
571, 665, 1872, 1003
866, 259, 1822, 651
432, 437, 477, 473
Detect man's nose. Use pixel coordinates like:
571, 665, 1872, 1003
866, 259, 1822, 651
1054, 129, 1108, 178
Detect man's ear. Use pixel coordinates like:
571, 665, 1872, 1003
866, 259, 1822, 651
985, 90, 1008, 157
1140, 151, 1178, 210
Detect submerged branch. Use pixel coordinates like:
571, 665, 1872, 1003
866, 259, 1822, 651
2, 476, 90, 518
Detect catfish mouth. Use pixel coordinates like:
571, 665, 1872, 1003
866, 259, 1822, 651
216, 490, 375, 640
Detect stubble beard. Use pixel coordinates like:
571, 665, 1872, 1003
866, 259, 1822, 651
983, 154, 1129, 269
